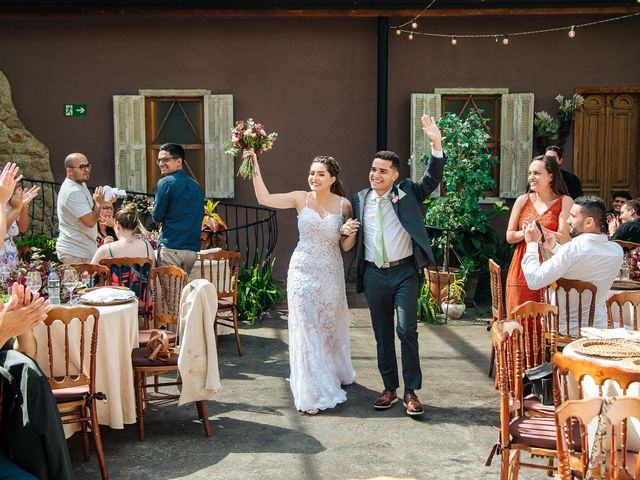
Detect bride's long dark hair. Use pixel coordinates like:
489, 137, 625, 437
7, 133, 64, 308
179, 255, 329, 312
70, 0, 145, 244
311, 156, 345, 197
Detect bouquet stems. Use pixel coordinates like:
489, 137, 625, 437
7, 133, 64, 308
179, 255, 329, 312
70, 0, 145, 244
237, 149, 257, 179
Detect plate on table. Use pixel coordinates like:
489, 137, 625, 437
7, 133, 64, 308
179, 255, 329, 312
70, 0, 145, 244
611, 279, 640, 290
571, 338, 640, 360
78, 286, 136, 306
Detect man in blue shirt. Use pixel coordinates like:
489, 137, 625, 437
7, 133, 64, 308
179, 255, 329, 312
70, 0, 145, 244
152, 143, 204, 274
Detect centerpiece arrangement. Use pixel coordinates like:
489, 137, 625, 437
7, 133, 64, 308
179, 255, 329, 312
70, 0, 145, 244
225, 119, 278, 179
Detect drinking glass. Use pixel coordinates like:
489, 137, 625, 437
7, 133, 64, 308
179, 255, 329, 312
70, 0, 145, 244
619, 259, 630, 281
26, 271, 42, 294
62, 268, 79, 303
79, 271, 91, 289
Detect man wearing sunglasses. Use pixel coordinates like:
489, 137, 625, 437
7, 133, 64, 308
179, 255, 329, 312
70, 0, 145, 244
56, 152, 105, 264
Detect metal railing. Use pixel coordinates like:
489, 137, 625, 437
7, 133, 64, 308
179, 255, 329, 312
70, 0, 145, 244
17, 178, 278, 268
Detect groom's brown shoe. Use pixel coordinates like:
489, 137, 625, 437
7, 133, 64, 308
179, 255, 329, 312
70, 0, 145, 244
374, 389, 398, 409
403, 391, 424, 416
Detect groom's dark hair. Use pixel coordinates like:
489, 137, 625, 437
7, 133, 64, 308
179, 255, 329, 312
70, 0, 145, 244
374, 150, 400, 171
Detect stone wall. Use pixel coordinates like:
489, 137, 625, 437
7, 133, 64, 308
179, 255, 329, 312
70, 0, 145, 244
0, 69, 56, 235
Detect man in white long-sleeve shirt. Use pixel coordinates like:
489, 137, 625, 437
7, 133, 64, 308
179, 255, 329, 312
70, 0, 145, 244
521, 196, 623, 333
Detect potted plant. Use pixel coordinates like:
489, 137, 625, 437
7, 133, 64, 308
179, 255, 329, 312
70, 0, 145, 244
422, 110, 505, 305
555, 93, 585, 136
201, 199, 228, 250
533, 110, 560, 154
440, 276, 466, 319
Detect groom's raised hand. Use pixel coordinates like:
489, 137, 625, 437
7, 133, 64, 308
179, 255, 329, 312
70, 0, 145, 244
421, 115, 442, 151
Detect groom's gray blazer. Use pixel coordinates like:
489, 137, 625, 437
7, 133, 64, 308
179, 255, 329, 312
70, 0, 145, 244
351, 153, 446, 293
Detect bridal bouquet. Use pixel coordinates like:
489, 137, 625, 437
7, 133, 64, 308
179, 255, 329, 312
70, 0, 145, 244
225, 118, 278, 179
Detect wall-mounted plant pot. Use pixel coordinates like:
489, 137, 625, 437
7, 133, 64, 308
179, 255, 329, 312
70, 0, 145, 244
441, 302, 466, 319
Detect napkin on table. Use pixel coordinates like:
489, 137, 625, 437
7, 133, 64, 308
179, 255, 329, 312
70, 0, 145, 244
80, 287, 136, 303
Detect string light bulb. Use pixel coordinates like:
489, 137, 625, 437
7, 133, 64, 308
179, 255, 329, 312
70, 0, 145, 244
409, 32, 414, 40
451, 36, 457, 45
411, 21, 418, 29
502, 35, 509, 45
568, 26, 576, 38
396, 29, 402, 36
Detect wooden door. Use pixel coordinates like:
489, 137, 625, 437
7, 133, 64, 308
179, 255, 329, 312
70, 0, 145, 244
574, 90, 640, 201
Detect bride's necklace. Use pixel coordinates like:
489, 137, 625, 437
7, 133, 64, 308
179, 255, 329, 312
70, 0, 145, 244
313, 193, 334, 213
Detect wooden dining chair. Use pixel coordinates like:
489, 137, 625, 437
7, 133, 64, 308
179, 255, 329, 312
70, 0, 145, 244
555, 396, 640, 480
606, 290, 640, 330
199, 250, 242, 356
131, 266, 212, 441
44, 306, 109, 480
488, 320, 558, 479
487, 259, 504, 377
70, 263, 110, 288
99, 257, 153, 329
548, 278, 597, 345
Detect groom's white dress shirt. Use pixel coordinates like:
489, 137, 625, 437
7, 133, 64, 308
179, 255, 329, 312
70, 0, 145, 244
521, 233, 623, 333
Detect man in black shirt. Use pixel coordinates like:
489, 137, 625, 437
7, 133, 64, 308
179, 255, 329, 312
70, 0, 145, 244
545, 145, 584, 199
611, 199, 640, 244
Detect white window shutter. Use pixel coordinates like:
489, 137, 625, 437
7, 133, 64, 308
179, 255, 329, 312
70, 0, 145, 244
500, 93, 534, 198
204, 94, 234, 198
113, 95, 147, 193
410, 93, 441, 183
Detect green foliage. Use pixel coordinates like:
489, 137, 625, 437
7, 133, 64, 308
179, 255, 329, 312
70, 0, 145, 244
423, 111, 506, 274
440, 277, 466, 305
533, 111, 560, 140
555, 94, 585, 122
417, 276, 438, 324
14, 234, 57, 262
237, 258, 285, 324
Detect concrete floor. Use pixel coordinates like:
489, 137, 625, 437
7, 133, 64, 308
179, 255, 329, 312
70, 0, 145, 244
68, 303, 549, 480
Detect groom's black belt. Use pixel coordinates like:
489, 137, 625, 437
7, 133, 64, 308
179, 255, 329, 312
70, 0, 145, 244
364, 256, 413, 269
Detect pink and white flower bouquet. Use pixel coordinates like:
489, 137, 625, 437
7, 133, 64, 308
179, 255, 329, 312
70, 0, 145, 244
225, 118, 278, 179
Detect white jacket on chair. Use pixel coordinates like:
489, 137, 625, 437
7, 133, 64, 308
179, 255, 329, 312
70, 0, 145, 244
178, 279, 221, 405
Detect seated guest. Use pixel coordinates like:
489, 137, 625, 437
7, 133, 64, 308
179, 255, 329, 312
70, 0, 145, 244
606, 190, 632, 235
521, 196, 623, 333
610, 199, 640, 244
96, 199, 117, 246
91, 203, 154, 297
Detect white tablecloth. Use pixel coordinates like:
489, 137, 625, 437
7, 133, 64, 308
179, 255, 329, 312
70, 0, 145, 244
33, 301, 139, 437
563, 341, 640, 451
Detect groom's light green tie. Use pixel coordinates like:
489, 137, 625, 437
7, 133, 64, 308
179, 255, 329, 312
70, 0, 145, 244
374, 196, 388, 268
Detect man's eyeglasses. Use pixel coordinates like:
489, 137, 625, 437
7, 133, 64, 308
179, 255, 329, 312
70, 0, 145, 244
69, 163, 92, 171
157, 156, 178, 164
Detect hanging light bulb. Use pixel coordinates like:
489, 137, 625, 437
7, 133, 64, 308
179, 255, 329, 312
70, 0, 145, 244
396, 29, 402, 36
502, 35, 509, 45
568, 26, 576, 38
495, 35, 499, 43
451, 36, 457, 45
409, 32, 414, 40
411, 21, 418, 29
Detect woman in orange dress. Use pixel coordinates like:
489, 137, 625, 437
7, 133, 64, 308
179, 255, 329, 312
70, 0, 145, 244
505, 155, 573, 321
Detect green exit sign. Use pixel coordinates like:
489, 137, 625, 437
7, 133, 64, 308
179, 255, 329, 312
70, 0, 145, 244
63, 104, 87, 117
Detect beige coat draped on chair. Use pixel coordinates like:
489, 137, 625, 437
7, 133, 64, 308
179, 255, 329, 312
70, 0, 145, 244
178, 279, 221, 405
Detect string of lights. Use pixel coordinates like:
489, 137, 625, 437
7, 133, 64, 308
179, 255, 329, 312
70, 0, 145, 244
392, 12, 640, 44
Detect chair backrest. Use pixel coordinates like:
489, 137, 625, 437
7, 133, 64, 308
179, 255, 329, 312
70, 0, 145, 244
43, 306, 100, 392
488, 259, 503, 324
613, 240, 640, 251
70, 263, 110, 288
606, 290, 640, 330
556, 396, 640, 480
549, 278, 597, 340
492, 320, 525, 420
511, 301, 559, 368
99, 257, 152, 304
199, 250, 240, 302
150, 266, 187, 327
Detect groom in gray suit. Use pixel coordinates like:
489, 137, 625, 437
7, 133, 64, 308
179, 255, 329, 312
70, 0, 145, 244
343, 116, 444, 416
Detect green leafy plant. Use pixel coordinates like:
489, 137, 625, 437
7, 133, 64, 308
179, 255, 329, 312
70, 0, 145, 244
423, 111, 506, 276
14, 234, 57, 262
237, 257, 285, 324
555, 93, 585, 122
533, 111, 560, 140
440, 277, 466, 305
417, 275, 439, 324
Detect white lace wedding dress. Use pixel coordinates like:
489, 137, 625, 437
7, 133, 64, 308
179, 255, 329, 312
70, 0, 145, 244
286, 198, 356, 412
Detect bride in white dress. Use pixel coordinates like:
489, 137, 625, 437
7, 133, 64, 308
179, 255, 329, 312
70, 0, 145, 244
249, 152, 358, 415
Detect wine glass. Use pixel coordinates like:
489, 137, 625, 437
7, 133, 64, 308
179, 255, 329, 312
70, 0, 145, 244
62, 268, 79, 304
79, 271, 91, 289
26, 271, 42, 295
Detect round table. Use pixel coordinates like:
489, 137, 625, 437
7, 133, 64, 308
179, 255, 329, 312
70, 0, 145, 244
33, 300, 139, 437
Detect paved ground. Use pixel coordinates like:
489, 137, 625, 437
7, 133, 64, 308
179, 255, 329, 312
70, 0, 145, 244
69, 301, 547, 480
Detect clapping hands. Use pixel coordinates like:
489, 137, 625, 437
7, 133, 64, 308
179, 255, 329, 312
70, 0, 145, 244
0, 163, 22, 206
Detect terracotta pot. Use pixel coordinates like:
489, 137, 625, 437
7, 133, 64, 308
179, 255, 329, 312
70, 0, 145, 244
441, 302, 466, 319
425, 267, 460, 310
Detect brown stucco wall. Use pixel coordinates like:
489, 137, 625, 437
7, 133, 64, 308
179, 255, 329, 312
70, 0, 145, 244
0, 13, 638, 279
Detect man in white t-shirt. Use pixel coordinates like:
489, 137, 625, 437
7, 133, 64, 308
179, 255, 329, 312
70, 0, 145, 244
521, 196, 623, 333
56, 153, 105, 264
